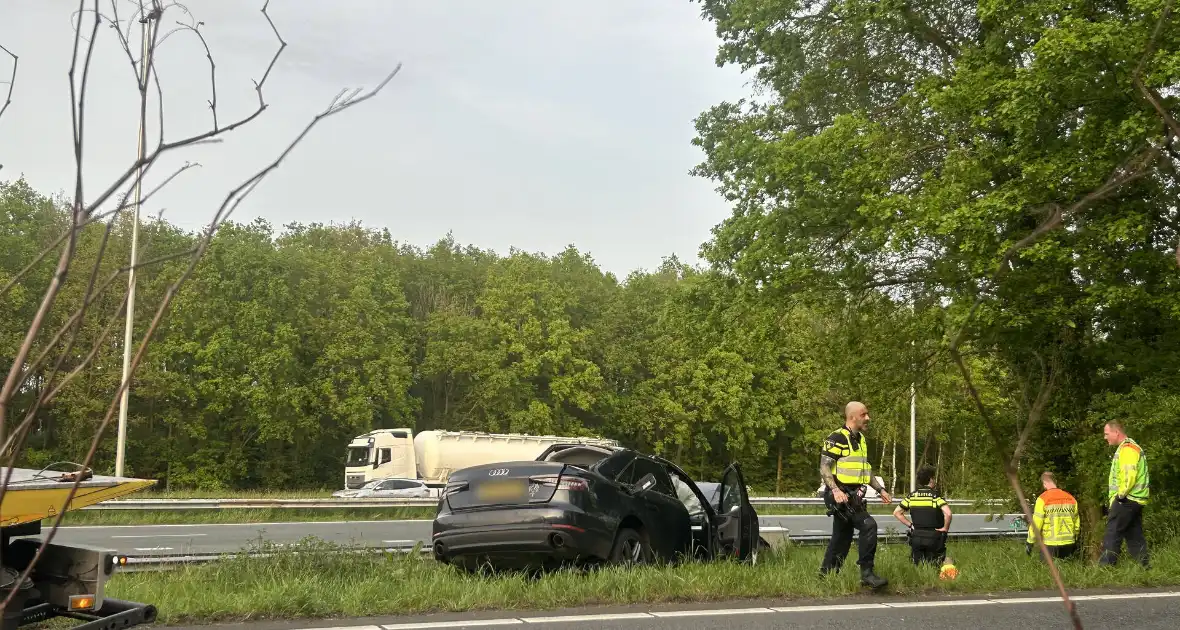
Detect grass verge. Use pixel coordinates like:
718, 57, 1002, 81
106, 539, 1180, 624
66, 503, 1013, 526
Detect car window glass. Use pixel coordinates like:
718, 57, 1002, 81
631, 458, 675, 497
388, 479, 413, 490
614, 459, 638, 486
379, 448, 392, 465
720, 467, 742, 513
594, 451, 636, 480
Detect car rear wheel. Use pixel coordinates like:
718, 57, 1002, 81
609, 527, 653, 565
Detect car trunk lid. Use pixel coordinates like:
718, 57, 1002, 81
444, 462, 583, 511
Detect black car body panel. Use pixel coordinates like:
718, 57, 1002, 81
431, 443, 758, 569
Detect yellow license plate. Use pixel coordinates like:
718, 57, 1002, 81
475, 480, 527, 502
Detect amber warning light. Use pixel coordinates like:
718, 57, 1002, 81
68, 594, 96, 611
105, 554, 129, 574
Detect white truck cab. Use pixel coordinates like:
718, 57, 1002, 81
345, 429, 416, 489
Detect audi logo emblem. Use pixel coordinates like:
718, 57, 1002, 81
488, 469, 510, 477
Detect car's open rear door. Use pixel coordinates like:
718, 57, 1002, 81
712, 462, 758, 561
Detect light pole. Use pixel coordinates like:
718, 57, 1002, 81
909, 381, 916, 493
115, 13, 152, 478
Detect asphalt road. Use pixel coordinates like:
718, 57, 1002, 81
161, 589, 1180, 630
47, 513, 1022, 556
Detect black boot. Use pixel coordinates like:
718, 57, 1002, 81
860, 566, 888, 589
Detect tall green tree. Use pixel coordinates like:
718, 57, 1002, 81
692, 0, 1180, 515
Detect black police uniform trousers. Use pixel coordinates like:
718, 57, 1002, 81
820, 487, 877, 573
908, 528, 947, 566
1100, 498, 1149, 567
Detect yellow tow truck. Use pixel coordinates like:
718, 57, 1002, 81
0, 465, 157, 630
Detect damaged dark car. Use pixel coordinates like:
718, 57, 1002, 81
431, 443, 760, 571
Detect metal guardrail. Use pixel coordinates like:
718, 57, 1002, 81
117, 528, 1027, 571
84, 496, 1008, 510
750, 497, 1006, 507
788, 529, 1027, 546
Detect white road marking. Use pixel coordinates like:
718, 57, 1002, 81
1075, 592, 1180, 601
382, 540, 418, 545
989, 596, 1072, 604
112, 534, 207, 539
769, 604, 887, 612
358, 591, 1180, 630
382, 621, 521, 629
522, 613, 651, 623
651, 607, 775, 618
883, 599, 996, 608
803, 529, 826, 534
132, 547, 173, 551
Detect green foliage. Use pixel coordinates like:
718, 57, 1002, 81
2, 178, 1006, 493
690, 0, 1180, 513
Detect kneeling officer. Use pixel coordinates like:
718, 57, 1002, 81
893, 464, 952, 566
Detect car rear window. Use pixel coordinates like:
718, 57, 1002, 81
630, 458, 676, 497
594, 451, 636, 480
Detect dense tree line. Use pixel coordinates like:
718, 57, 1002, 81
4, 178, 1006, 496
691, 0, 1180, 536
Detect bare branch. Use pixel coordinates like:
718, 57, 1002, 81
949, 351, 1080, 628
9, 65, 402, 609
1132, 1, 1180, 185
0, 0, 99, 446
1135, 83, 1180, 141
42, 293, 128, 404
0, 0, 402, 615
0, 42, 16, 130
75, 0, 288, 224
17, 224, 117, 397
943, 145, 1160, 626
1011, 354, 1058, 464
169, 10, 218, 130
0, 220, 116, 469
941, 125, 1162, 630
12, 242, 198, 399
0, 161, 199, 302
949, 145, 1161, 355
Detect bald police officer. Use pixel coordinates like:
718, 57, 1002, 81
819, 401, 891, 588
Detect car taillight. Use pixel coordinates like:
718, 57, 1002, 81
443, 481, 468, 496
530, 475, 588, 491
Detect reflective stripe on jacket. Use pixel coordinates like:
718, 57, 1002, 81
1107, 438, 1149, 506
823, 426, 871, 485
1026, 488, 1080, 546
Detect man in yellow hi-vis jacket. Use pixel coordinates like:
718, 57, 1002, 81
1099, 421, 1149, 567
818, 401, 892, 588
1026, 472, 1080, 559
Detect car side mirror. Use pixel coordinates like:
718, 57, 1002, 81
729, 503, 741, 515
634, 473, 658, 493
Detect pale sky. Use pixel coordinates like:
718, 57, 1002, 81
0, 1, 749, 277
